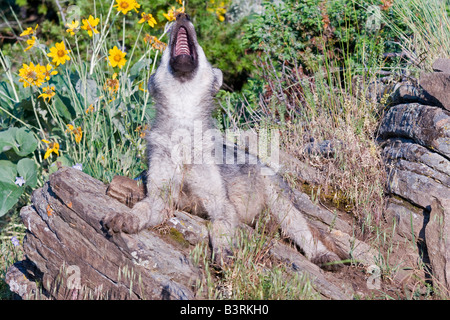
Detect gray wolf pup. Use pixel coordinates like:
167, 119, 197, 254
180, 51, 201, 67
105, 13, 346, 270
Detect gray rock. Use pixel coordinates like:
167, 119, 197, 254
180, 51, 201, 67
382, 138, 450, 187
387, 81, 442, 108
419, 72, 450, 112
6, 167, 371, 300
384, 197, 426, 243
432, 58, 450, 73
378, 103, 450, 159
425, 198, 450, 292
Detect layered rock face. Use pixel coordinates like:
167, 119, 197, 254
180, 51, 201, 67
378, 59, 450, 292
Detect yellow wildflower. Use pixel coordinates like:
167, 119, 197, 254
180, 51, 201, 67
86, 104, 94, 114
105, 73, 120, 93
38, 85, 56, 103
66, 20, 80, 36
42, 139, 59, 159
66, 124, 83, 144
208, 1, 227, 21
135, 124, 149, 138
138, 12, 157, 27
47, 41, 71, 66
143, 34, 167, 52
81, 15, 100, 37
138, 82, 147, 92
18, 62, 46, 88
163, 6, 185, 21
114, 0, 140, 15
108, 46, 127, 69
43, 64, 58, 81
20, 24, 38, 36
24, 36, 36, 52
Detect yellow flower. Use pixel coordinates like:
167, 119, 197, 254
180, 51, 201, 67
66, 20, 80, 36
24, 36, 36, 52
108, 46, 127, 69
42, 139, 59, 159
86, 104, 94, 114
66, 124, 83, 144
114, 0, 140, 15
143, 34, 167, 52
135, 124, 148, 138
18, 62, 46, 88
163, 6, 185, 21
208, 1, 227, 21
43, 64, 58, 81
138, 82, 147, 92
105, 73, 120, 93
47, 41, 71, 66
20, 24, 38, 36
138, 12, 157, 27
81, 15, 100, 37
38, 85, 56, 103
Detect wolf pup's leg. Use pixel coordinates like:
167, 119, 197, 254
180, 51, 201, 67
265, 180, 345, 270
105, 163, 182, 234
187, 165, 239, 265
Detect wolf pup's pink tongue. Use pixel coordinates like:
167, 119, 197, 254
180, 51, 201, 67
175, 27, 190, 56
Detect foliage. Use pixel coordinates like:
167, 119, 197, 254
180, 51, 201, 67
0, 127, 37, 217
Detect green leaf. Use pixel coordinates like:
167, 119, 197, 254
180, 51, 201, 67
0, 160, 17, 184
0, 127, 37, 157
0, 127, 17, 153
0, 181, 23, 217
48, 155, 72, 175
75, 78, 98, 107
14, 127, 38, 157
17, 158, 37, 188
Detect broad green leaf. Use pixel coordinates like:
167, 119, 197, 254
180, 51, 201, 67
75, 78, 98, 107
0, 181, 23, 217
14, 127, 38, 157
0, 127, 17, 153
0, 160, 17, 184
17, 158, 37, 188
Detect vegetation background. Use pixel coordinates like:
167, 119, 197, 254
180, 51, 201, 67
1, 0, 449, 299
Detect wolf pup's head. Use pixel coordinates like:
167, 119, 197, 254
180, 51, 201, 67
149, 13, 223, 99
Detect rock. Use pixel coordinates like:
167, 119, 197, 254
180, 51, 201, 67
304, 140, 341, 158
382, 138, 450, 210
378, 103, 450, 159
329, 230, 379, 267
384, 197, 426, 243
419, 72, 450, 112
269, 242, 351, 300
5, 261, 40, 299
8, 167, 201, 300
432, 58, 450, 74
424, 198, 450, 292
7, 166, 375, 300
387, 81, 442, 108
382, 138, 450, 188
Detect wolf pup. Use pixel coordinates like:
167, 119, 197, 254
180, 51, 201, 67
105, 13, 346, 270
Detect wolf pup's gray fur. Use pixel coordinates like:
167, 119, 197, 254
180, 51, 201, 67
105, 13, 346, 270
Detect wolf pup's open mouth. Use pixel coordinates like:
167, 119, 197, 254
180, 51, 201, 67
169, 13, 198, 77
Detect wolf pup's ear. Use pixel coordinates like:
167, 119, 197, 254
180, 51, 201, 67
212, 68, 223, 94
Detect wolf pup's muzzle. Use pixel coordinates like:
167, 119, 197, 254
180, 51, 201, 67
169, 13, 199, 77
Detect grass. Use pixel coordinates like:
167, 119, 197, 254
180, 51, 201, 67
191, 212, 321, 300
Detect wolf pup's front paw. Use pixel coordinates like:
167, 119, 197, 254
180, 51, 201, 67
104, 212, 140, 234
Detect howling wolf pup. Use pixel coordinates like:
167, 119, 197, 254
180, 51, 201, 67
105, 13, 346, 270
